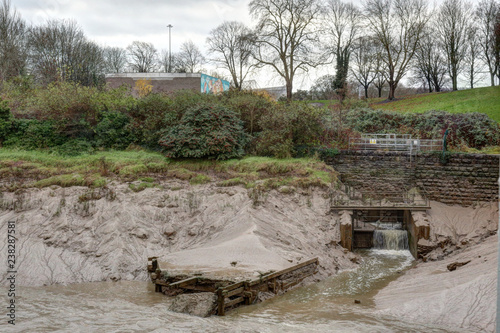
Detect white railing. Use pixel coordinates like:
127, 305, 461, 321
349, 133, 442, 152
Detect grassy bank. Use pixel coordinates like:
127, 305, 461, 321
370, 86, 500, 122
0, 149, 338, 191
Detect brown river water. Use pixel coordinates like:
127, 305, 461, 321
2, 250, 464, 333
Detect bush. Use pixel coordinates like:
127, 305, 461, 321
95, 111, 135, 149
0, 98, 12, 145
345, 109, 500, 149
127, 93, 175, 148
159, 105, 248, 160
25, 82, 100, 138
4, 119, 66, 149
221, 90, 274, 135
254, 103, 325, 158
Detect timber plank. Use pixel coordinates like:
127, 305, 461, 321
225, 296, 244, 308
169, 277, 198, 288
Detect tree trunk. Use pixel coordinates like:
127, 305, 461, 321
364, 85, 369, 99
286, 80, 293, 101
490, 73, 495, 86
451, 66, 458, 91
388, 83, 396, 100
378, 86, 382, 98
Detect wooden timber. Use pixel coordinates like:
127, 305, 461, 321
332, 205, 430, 211
148, 257, 319, 316
215, 258, 319, 316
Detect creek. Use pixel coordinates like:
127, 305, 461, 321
1, 248, 458, 332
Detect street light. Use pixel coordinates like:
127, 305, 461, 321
167, 24, 173, 73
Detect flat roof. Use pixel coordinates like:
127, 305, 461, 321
105, 73, 202, 79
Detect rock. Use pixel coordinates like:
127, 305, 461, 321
447, 260, 471, 271
168, 292, 217, 317
163, 228, 176, 239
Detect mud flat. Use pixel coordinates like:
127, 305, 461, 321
376, 201, 499, 332
0, 182, 356, 287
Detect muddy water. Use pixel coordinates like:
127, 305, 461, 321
2, 250, 459, 332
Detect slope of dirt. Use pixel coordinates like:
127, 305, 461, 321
0, 182, 356, 286
377, 201, 499, 332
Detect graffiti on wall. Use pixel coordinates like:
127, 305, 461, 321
201, 74, 230, 94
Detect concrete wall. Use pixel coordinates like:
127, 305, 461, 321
325, 151, 499, 206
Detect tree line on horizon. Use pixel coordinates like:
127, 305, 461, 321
1, 0, 499, 101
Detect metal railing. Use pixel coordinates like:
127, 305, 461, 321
348, 133, 442, 152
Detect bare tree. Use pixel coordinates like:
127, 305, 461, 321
496, 11, 500, 82
249, 0, 326, 101
351, 36, 377, 98
28, 19, 105, 86
127, 41, 158, 73
324, 0, 362, 99
103, 46, 127, 73
372, 41, 388, 98
207, 21, 254, 90
364, 0, 429, 100
476, 0, 500, 86
0, 0, 27, 81
463, 25, 486, 88
177, 40, 205, 73
414, 30, 448, 92
437, 0, 472, 91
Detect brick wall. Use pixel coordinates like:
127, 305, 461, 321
325, 151, 499, 205
106, 76, 200, 96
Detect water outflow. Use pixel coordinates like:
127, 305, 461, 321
373, 230, 409, 250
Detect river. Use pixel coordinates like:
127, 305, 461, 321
1, 249, 462, 332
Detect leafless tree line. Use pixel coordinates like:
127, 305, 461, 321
1, 0, 499, 100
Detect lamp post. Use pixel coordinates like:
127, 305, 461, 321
167, 24, 173, 72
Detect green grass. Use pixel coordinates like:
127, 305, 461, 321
0, 148, 338, 190
370, 86, 500, 122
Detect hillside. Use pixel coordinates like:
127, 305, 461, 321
370, 86, 500, 122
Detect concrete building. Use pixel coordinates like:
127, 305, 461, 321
105, 73, 230, 95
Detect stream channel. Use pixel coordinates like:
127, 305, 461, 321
3, 249, 463, 332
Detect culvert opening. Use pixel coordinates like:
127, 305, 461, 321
352, 210, 411, 251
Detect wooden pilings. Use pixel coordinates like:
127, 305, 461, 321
215, 258, 319, 316
147, 257, 319, 316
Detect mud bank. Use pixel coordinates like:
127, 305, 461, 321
0, 182, 356, 287
377, 201, 499, 332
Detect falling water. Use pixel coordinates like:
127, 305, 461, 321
373, 230, 409, 250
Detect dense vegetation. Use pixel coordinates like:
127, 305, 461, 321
0, 81, 499, 162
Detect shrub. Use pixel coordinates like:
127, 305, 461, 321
221, 90, 274, 135
345, 108, 500, 149
4, 119, 65, 149
254, 103, 325, 158
127, 93, 175, 148
95, 111, 135, 149
25, 82, 100, 138
0, 98, 12, 145
159, 105, 248, 160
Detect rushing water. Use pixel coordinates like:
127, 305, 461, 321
373, 230, 410, 250
1, 250, 459, 333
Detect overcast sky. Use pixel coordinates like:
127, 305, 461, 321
13, 0, 487, 90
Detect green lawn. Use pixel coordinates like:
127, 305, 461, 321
370, 86, 500, 122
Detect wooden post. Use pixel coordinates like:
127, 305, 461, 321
151, 259, 158, 272
217, 288, 225, 316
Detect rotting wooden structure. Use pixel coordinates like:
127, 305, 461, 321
147, 257, 319, 316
